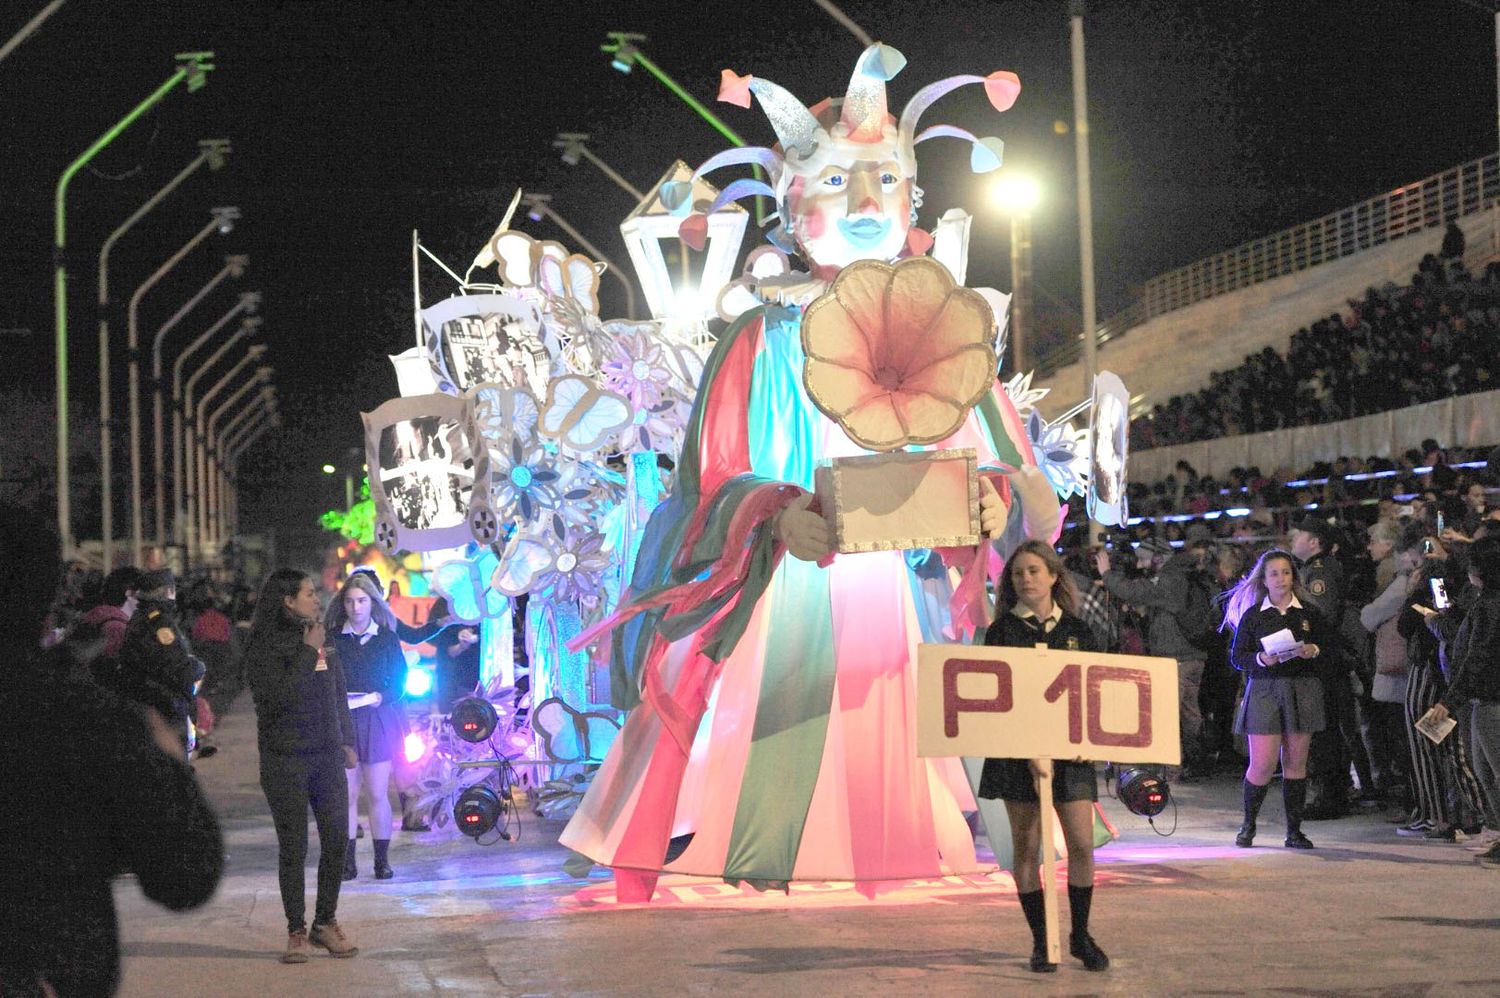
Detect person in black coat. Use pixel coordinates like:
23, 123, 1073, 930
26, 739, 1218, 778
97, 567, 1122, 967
0, 512, 222, 997
1222, 549, 1331, 850
326, 571, 408, 881
245, 569, 360, 963
117, 569, 205, 757
977, 539, 1109, 975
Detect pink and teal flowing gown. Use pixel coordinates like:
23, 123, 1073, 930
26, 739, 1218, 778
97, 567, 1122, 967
559, 304, 1045, 901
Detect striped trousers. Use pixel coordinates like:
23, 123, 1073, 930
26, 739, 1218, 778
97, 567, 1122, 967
1405, 663, 1486, 827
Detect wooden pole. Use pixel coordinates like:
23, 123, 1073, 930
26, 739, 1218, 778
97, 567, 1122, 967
1035, 758, 1061, 965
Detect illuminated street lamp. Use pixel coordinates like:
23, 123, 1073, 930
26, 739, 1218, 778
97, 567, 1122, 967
522, 193, 639, 319
118, 205, 239, 566
95, 141, 229, 570
151, 254, 249, 547
193, 344, 267, 563
54, 50, 215, 555
554, 133, 645, 201
179, 309, 260, 554
205, 365, 271, 549
990, 172, 1040, 371
601, 32, 768, 225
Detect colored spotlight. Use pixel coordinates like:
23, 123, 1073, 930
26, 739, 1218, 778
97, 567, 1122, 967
454, 784, 506, 837
404, 666, 433, 698
403, 732, 429, 764
450, 696, 498, 743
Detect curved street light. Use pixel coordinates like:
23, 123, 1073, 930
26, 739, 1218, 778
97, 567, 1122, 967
151, 254, 248, 546
523, 193, 638, 319
171, 295, 258, 547
54, 50, 215, 555
205, 365, 271, 549
193, 344, 267, 564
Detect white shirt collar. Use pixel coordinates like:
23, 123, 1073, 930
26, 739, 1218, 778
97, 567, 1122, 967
1012, 602, 1064, 628
342, 620, 379, 637
1260, 594, 1303, 612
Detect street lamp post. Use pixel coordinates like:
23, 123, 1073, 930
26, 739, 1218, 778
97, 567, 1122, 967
0, 0, 67, 66
152, 255, 248, 546
193, 345, 267, 565
223, 411, 279, 540
95, 140, 229, 570
205, 366, 271, 550
178, 307, 260, 555
117, 205, 239, 566
990, 173, 1040, 372
54, 50, 214, 555
1070, 0, 1101, 546
601, 33, 769, 225
553, 133, 646, 201
523, 193, 639, 319
219, 389, 276, 542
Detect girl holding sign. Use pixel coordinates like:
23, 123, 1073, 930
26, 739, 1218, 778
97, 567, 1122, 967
978, 539, 1110, 974
1222, 550, 1329, 850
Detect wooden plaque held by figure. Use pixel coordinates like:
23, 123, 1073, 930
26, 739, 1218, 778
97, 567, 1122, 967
814, 448, 980, 554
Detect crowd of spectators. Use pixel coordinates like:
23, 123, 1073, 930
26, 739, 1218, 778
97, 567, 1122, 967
1132, 235, 1500, 450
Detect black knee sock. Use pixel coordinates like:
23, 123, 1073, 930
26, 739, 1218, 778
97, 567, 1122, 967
1242, 779, 1270, 825
1067, 884, 1093, 938
1017, 888, 1048, 950
1283, 778, 1308, 833
374, 838, 390, 867
346, 838, 356, 863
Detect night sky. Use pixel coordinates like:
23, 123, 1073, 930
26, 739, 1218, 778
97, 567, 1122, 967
2, 0, 1494, 558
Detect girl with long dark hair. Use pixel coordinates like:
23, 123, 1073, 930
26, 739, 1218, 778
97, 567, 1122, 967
325, 571, 406, 881
1221, 549, 1330, 850
977, 539, 1109, 975
245, 569, 359, 962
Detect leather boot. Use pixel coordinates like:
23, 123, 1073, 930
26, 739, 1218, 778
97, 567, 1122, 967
1283, 778, 1314, 848
1237, 779, 1269, 847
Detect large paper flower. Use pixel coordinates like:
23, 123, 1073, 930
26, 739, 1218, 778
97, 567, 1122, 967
801, 257, 997, 451
491, 434, 562, 523
601, 330, 673, 410
533, 525, 611, 607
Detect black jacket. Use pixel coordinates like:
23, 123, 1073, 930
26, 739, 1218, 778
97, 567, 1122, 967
985, 607, 1101, 654
1230, 600, 1333, 679
0, 642, 222, 991
1440, 589, 1500, 709
246, 615, 355, 756
117, 597, 203, 727
329, 627, 406, 702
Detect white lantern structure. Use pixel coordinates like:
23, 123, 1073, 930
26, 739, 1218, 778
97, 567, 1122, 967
620, 160, 747, 326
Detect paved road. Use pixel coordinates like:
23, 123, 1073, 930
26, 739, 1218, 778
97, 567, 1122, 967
114, 703, 1500, 996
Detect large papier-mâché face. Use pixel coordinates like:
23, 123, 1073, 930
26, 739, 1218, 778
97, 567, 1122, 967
787, 132, 913, 275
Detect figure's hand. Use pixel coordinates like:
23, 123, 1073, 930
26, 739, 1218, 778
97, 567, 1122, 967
1011, 465, 1061, 541
1094, 548, 1112, 576
1299, 643, 1320, 659
775, 494, 834, 562
343, 746, 359, 770
1429, 702, 1451, 723
302, 621, 326, 649
143, 707, 184, 757
369, 692, 383, 707
979, 477, 1009, 539
1440, 527, 1471, 545
458, 627, 478, 646
1028, 758, 1052, 781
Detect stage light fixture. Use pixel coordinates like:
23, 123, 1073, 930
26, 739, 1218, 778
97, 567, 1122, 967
454, 784, 506, 837
450, 696, 498, 743
1118, 768, 1170, 818
404, 666, 433, 698
403, 732, 430, 764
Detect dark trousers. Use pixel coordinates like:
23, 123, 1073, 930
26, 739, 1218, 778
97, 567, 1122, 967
0, 883, 117, 997
259, 748, 348, 933
1308, 669, 1373, 799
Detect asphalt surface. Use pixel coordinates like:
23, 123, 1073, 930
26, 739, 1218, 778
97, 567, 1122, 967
112, 700, 1500, 996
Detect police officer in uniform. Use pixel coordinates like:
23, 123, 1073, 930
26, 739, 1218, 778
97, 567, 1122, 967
118, 569, 205, 758
1288, 518, 1365, 818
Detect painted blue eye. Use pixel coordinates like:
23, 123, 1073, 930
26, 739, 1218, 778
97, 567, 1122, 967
880, 173, 899, 185
826, 174, 846, 188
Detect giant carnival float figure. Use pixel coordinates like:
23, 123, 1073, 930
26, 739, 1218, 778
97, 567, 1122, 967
561, 43, 1104, 902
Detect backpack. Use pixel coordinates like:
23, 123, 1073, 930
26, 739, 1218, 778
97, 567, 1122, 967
1172, 568, 1219, 653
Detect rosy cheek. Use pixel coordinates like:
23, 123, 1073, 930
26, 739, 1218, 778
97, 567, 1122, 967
800, 208, 828, 240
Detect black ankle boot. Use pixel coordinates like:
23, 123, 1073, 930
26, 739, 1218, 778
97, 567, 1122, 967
1070, 931, 1110, 971
1238, 779, 1269, 848
373, 838, 393, 879
342, 838, 357, 881
1283, 778, 1314, 848
1017, 889, 1057, 973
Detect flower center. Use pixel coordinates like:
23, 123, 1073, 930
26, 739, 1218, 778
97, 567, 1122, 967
631, 360, 651, 380
874, 364, 905, 391
510, 466, 533, 489
556, 552, 577, 573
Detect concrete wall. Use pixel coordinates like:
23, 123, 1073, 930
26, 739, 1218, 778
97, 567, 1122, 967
1034, 206, 1500, 418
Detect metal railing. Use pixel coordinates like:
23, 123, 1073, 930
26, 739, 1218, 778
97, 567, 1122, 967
1037, 153, 1500, 375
